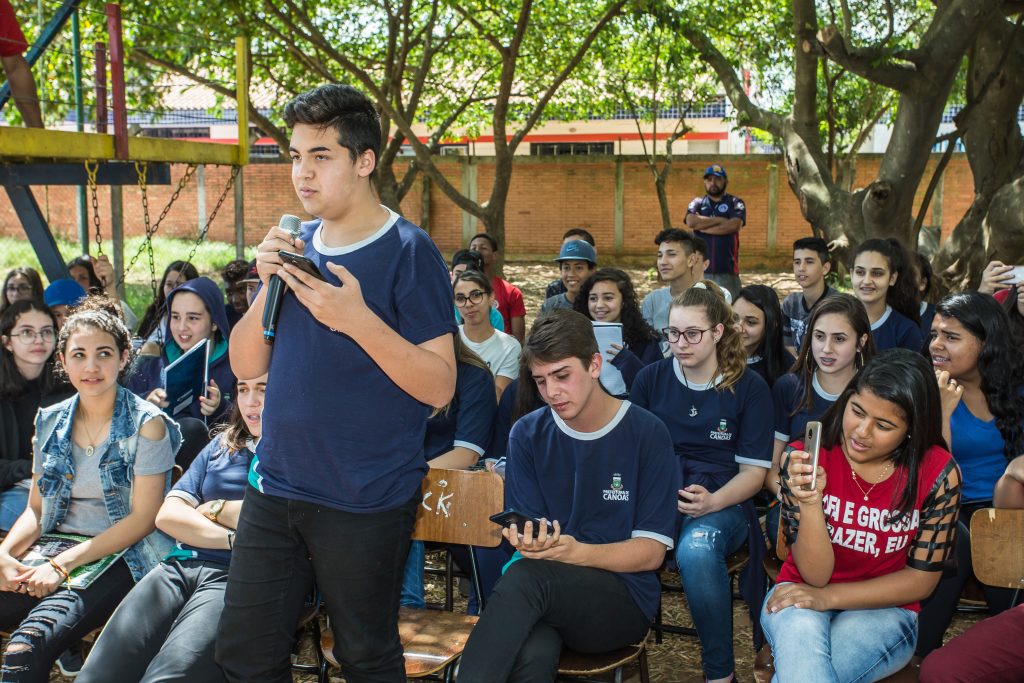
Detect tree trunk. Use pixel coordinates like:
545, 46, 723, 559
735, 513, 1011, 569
655, 174, 672, 230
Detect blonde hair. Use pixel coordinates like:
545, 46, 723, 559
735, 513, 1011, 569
670, 283, 746, 391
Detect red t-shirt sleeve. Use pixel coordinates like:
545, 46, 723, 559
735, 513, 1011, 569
0, 0, 29, 57
506, 285, 526, 318
994, 289, 1011, 304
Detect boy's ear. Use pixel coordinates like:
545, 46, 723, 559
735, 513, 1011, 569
822, 260, 832, 276
357, 148, 377, 178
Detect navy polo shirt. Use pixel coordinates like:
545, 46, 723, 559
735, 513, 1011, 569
771, 372, 839, 444
631, 359, 773, 488
870, 306, 924, 353
166, 440, 252, 566
506, 402, 680, 621
424, 361, 495, 462
686, 193, 747, 275
251, 209, 457, 512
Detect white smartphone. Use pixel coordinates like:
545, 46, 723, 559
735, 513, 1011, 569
804, 421, 823, 491
1008, 265, 1024, 286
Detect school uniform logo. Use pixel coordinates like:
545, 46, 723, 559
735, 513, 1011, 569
603, 473, 629, 501
717, 204, 729, 214
709, 419, 733, 441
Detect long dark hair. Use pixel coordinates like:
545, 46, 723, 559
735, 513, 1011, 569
0, 300, 59, 399
1, 267, 45, 314
792, 293, 876, 415
66, 257, 105, 293
820, 348, 946, 520
137, 261, 200, 338
574, 268, 658, 347
852, 238, 920, 323
934, 291, 1024, 460
735, 284, 788, 387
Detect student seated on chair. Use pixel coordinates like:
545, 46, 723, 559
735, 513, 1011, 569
128, 277, 236, 425
918, 454, 1024, 683
77, 374, 266, 683
456, 310, 680, 683
400, 336, 495, 609
915, 291, 1024, 658
631, 283, 772, 683
763, 349, 961, 683
0, 298, 180, 683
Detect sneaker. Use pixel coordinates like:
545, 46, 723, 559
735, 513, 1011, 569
57, 644, 84, 678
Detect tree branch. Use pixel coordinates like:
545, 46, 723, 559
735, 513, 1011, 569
817, 24, 918, 93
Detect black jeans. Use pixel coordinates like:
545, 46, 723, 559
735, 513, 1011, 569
0, 559, 133, 683
215, 487, 419, 683
916, 504, 1017, 657
457, 559, 651, 683
78, 559, 230, 683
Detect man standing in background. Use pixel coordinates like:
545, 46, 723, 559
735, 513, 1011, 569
685, 164, 745, 300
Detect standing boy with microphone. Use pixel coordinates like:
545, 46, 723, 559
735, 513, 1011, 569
216, 84, 457, 683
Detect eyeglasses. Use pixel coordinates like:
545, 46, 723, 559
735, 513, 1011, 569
662, 327, 712, 344
5, 284, 33, 295
454, 290, 486, 307
9, 328, 56, 343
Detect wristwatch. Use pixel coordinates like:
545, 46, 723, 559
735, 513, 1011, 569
205, 499, 226, 523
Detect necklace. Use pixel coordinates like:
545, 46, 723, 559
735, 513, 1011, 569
680, 365, 718, 418
845, 455, 893, 501
78, 413, 111, 457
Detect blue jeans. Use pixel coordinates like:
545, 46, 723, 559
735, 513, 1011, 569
675, 505, 749, 679
761, 585, 918, 683
400, 540, 426, 608
0, 487, 28, 531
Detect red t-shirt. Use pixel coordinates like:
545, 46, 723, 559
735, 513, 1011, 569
994, 289, 1011, 304
491, 276, 525, 332
0, 0, 29, 58
777, 442, 960, 612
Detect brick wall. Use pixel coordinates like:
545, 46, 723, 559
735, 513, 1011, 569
0, 154, 971, 267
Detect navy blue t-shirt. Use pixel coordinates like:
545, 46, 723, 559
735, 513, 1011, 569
771, 372, 839, 444
251, 209, 457, 512
631, 359, 773, 489
919, 302, 937, 340
424, 361, 495, 462
166, 439, 252, 566
870, 306, 924, 352
687, 193, 747, 275
506, 402, 680, 621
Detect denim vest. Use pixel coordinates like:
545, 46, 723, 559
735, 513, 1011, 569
34, 385, 181, 582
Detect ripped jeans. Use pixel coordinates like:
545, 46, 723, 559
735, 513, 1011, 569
676, 505, 749, 680
0, 559, 133, 682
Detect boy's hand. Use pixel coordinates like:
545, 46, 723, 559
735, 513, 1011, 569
92, 254, 115, 290
277, 262, 370, 337
256, 226, 305, 289
979, 261, 1014, 294
145, 388, 169, 409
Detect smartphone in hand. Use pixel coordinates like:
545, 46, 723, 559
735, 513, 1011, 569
804, 421, 823, 491
278, 250, 327, 281
1009, 265, 1024, 286
489, 509, 555, 538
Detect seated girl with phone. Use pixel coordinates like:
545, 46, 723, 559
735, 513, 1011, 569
763, 349, 962, 683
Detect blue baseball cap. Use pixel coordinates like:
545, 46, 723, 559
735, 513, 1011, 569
554, 239, 597, 265
704, 164, 727, 178
43, 279, 87, 308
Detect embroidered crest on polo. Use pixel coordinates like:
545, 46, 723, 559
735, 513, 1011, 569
709, 419, 733, 441
603, 473, 629, 501
611, 473, 622, 491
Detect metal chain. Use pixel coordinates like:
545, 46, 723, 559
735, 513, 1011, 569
180, 165, 241, 271
84, 160, 104, 256
118, 163, 198, 292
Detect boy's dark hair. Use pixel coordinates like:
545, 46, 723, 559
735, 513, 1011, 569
793, 237, 830, 263
692, 236, 709, 259
284, 84, 382, 179
221, 259, 250, 286
450, 249, 484, 272
469, 233, 499, 251
563, 228, 595, 247
654, 228, 695, 252
520, 310, 598, 376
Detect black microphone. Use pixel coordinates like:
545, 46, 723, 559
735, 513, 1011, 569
262, 214, 303, 344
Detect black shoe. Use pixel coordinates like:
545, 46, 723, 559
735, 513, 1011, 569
57, 644, 84, 678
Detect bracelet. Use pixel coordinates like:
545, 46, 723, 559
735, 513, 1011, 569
227, 531, 235, 550
48, 559, 71, 592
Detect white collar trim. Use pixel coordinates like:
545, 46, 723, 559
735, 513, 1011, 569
673, 360, 724, 389
551, 400, 630, 441
871, 305, 893, 331
312, 205, 399, 256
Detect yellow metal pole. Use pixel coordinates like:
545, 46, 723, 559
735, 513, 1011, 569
235, 36, 250, 167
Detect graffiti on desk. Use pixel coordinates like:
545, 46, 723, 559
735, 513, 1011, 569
422, 478, 454, 518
